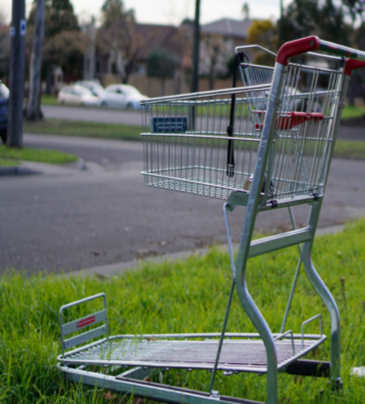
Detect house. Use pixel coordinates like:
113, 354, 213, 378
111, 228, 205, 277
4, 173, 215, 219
199, 18, 253, 79
91, 18, 254, 96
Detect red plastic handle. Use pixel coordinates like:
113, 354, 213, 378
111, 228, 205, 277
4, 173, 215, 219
276, 36, 321, 66
254, 111, 324, 130
345, 59, 365, 76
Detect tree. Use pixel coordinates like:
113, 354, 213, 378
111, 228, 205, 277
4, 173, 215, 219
200, 33, 228, 90
342, 0, 365, 25
247, 20, 277, 65
147, 49, 175, 96
27, 0, 82, 94
279, 0, 349, 46
101, 0, 135, 28
26, 0, 45, 121
97, 0, 141, 84
279, 0, 320, 46
242, 2, 250, 19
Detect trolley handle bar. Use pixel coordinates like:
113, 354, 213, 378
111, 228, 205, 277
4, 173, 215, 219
345, 59, 365, 76
276, 35, 365, 66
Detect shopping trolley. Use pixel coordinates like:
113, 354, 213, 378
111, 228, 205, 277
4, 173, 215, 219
57, 37, 365, 404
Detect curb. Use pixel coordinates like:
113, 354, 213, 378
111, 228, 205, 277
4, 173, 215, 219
0, 165, 41, 176
67, 224, 345, 280
0, 158, 86, 177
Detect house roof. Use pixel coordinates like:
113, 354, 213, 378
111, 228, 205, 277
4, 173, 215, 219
135, 23, 178, 62
201, 18, 253, 39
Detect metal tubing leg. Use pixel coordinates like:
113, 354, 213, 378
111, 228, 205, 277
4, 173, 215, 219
301, 243, 341, 384
302, 200, 341, 385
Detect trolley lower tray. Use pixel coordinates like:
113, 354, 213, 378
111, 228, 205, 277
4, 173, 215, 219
58, 333, 326, 374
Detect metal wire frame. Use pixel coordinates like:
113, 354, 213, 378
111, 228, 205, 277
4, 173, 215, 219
141, 61, 343, 208
58, 333, 326, 374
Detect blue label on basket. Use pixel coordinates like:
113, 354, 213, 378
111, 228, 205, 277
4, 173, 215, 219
151, 117, 187, 133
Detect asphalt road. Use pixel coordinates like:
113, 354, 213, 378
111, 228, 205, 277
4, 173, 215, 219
42, 104, 365, 140
1, 133, 365, 275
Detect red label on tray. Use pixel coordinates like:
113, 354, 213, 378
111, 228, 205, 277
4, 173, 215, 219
78, 316, 95, 328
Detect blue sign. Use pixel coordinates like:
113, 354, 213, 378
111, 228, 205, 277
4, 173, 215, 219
20, 20, 26, 36
151, 117, 188, 133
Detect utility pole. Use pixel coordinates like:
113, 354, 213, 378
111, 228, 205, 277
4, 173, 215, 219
279, 0, 284, 46
26, 0, 45, 122
8, 0, 26, 147
191, 0, 201, 93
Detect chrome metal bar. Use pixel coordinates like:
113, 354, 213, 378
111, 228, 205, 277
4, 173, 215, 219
301, 314, 322, 350
141, 84, 271, 104
280, 207, 303, 333
248, 227, 312, 258
223, 202, 236, 277
59, 293, 108, 357
235, 62, 286, 404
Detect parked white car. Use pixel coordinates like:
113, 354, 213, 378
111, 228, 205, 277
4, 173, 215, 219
58, 85, 100, 106
75, 80, 104, 98
100, 84, 148, 109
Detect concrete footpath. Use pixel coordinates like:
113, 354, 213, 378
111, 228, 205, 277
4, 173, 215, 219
65, 224, 345, 279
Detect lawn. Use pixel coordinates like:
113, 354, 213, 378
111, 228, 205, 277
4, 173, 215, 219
41, 94, 59, 105
24, 119, 143, 142
1, 219, 365, 403
341, 105, 365, 120
0, 145, 77, 165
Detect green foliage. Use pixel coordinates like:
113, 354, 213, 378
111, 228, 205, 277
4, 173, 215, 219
27, 0, 82, 79
147, 49, 176, 80
279, 0, 350, 47
101, 0, 135, 28
28, 0, 79, 38
1, 220, 365, 402
147, 49, 176, 95
247, 19, 277, 65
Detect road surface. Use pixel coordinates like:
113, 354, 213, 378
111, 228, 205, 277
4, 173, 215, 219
1, 134, 365, 275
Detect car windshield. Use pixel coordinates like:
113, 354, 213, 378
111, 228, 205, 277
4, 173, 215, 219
0, 83, 9, 99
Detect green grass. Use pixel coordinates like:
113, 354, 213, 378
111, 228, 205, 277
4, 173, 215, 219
0, 145, 77, 164
41, 94, 59, 105
0, 157, 19, 166
334, 140, 365, 160
2, 219, 365, 403
24, 119, 143, 141
341, 105, 365, 120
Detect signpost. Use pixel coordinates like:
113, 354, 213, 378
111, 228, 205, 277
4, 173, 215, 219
8, 0, 26, 147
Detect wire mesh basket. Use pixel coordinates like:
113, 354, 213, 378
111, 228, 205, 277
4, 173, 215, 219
141, 61, 343, 207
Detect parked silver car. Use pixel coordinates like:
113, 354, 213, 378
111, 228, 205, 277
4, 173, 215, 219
58, 85, 100, 106
75, 80, 104, 98
100, 84, 148, 109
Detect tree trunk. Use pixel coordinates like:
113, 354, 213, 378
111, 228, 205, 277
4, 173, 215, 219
26, 0, 45, 121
